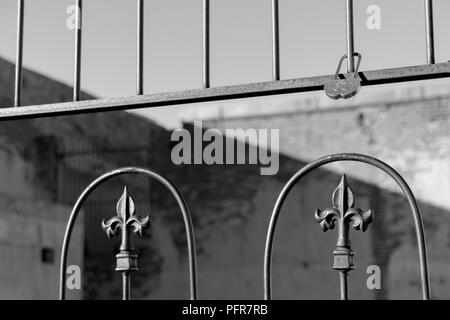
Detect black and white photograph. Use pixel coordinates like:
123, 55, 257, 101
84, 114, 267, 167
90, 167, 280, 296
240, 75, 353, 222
0, 0, 449, 310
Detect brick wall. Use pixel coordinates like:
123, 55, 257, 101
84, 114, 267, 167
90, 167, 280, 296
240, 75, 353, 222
141, 138, 448, 299
203, 96, 450, 211
191, 94, 450, 299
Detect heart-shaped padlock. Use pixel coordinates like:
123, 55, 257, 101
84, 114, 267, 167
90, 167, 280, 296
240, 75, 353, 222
324, 53, 362, 100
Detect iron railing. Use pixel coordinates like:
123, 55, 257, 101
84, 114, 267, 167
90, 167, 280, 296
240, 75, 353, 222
264, 153, 430, 300
4, 0, 445, 119
2, 1, 440, 300
59, 167, 198, 300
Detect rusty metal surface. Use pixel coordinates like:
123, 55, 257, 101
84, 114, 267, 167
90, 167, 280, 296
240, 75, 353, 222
264, 153, 430, 300
59, 167, 198, 300
315, 175, 373, 300
1, 62, 448, 121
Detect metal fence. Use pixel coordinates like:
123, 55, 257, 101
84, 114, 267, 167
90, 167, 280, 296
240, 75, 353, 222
1, 0, 447, 120
57, 153, 429, 300
263, 154, 430, 300
56, 145, 153, 258
0, 0, 443, 300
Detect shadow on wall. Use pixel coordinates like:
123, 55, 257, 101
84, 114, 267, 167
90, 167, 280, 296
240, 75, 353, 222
51, 121, 449, 300
0, 110, 446, 299
143, 130, 448, 300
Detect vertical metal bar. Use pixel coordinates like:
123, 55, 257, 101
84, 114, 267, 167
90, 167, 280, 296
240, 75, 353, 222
203, 0, 210, 88
73, 0, 83, 102
272, 0, 280, 81
425, 0, 435, 64
137, 0, 144, 95
346, 0, 355, 73
14, 0, 25, 107
123, 273, 130, 300
339, 271, 348, 300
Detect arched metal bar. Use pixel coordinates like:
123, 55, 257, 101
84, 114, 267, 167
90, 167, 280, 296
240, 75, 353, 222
264, 153, 430, 300
59, 167, 198, 300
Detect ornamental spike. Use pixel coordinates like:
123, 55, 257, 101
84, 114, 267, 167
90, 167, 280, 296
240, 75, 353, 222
101, 186, 151, 298
314, 175, 373, 299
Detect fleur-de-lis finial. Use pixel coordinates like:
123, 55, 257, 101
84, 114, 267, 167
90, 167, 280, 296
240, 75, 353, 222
102, 186, 150, 242
315, 175, 373, 246
101, 186, 150, 300
314, 175, 373, 299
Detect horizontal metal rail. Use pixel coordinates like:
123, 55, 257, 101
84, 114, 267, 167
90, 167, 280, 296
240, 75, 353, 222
0, 62, 448, 121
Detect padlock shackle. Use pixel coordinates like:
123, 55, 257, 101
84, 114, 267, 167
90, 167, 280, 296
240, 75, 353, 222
334, 53, 362, 80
